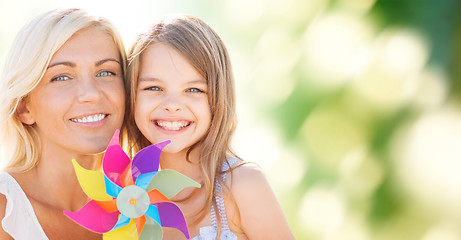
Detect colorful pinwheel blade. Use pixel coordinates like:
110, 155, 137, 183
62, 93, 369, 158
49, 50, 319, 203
63, 200, 119, 233
71, 159, 112, 201
112, 214, 131, 230
145, 204, 161, 225
95, 199, 118, 213
104, 175, 123, 198
103, 219, 138, 240
146, 169, 201, 198
131, 140, 170, 182
135, 172, 157, 190
103, 130, 131, 187
147, 189, 170, 204
134, 215, 146, 235
139, 215, 163, 240
154, 201, 190, 239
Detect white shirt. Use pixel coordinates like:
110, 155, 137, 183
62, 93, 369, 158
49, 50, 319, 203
0, 172, 48, 239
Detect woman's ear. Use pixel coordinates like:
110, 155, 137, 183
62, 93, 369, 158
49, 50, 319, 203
16, 98, 35, 125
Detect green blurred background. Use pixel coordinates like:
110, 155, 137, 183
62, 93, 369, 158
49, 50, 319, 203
1, 0, 461, 239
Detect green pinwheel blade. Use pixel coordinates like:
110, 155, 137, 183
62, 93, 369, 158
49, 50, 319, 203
145, 169, 201, 198
139, 215, 163, 240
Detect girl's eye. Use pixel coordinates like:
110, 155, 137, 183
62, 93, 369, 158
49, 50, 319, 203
97, 71, 115, 77
51, 75, 70, 82
186, 88, 205, 93
145, 86, 162, 91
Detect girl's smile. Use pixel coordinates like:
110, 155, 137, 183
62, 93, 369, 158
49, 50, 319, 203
153, 119, 192, 132
135, 43, 211, 154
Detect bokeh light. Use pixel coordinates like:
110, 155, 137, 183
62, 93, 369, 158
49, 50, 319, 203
1, 0, 461, 239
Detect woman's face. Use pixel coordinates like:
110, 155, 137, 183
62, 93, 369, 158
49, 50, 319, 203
134, 43, 211, 154
19, 27, 125, 155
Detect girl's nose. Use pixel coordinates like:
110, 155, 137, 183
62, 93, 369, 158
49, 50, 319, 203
162, 95, 182, 112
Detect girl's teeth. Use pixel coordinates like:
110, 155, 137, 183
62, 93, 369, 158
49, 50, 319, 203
156, 120, 190, 130
71, 114, 106, 123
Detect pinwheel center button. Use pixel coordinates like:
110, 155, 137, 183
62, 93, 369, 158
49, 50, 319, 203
116, 185, 150, 218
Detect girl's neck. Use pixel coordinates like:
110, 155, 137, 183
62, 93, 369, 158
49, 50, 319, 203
159, 147, 202, 182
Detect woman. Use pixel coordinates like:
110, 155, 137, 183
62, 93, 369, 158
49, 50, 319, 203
0, 9, 126, 239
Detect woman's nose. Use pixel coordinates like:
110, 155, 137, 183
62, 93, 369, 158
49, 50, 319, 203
77, 76, 102, 103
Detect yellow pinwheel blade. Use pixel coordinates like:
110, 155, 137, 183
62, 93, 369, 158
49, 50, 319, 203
72, 159, 112, 201
103, 219, 138, 240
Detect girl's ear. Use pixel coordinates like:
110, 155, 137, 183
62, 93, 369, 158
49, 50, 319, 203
17, 99, 35, 125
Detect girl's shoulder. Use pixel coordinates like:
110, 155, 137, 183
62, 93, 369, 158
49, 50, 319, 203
227, 162, 268, 197
225, 162, 296, 239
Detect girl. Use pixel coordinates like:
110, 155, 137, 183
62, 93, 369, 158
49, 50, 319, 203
126, 15, 295, 239
0, 9, 126, 239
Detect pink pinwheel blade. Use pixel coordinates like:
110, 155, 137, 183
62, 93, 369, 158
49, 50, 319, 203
154, 201, 189, 239
103, 131, 131, 187
131, 140, 170, 182
63, 200, 119, 233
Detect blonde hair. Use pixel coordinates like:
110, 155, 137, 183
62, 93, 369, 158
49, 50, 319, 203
126, 15, 240, 233
0, 8, 127, 172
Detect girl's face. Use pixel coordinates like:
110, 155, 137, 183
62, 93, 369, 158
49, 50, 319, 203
19, 27, 125, 156
135, 43, 211, 154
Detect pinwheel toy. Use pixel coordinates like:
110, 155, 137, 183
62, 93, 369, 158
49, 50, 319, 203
64, 130, 201, 239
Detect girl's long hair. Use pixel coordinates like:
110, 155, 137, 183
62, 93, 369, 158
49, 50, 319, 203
126, 15, 240, 235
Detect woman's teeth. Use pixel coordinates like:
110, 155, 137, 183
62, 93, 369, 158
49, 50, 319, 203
156, 120, 191, 130
71, 114, 107, 123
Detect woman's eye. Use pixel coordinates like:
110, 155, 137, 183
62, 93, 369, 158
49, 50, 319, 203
97, 71, 115, 77
186, 88, 204, 93
51, 75, 70, 82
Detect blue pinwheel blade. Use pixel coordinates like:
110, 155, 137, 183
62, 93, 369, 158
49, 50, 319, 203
145, 204, 161, 225
135, 172, 158, 190
104, 175, 122, 198
111, 214, 131, 231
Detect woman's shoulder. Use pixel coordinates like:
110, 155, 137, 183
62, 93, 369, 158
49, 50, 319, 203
0, 172, 20, 239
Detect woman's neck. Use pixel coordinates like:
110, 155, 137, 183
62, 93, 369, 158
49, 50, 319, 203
14, 145, 101, 212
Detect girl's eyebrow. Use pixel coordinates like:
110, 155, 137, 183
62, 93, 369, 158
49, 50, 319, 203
47, 58, 120, 69
188, 79, 207, 84
138, 77, 161, 82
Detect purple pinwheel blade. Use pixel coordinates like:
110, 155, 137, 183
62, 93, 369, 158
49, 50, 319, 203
63, 200, 119, 233
139, 215, 163, 240
131, 140, 170, 182
103, 131, 131, 187
154, 201, 190, 239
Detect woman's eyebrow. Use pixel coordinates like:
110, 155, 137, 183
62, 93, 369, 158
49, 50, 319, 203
47, 58, 120, 69
95, 58, 120, 66
47, 61, 75, 69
